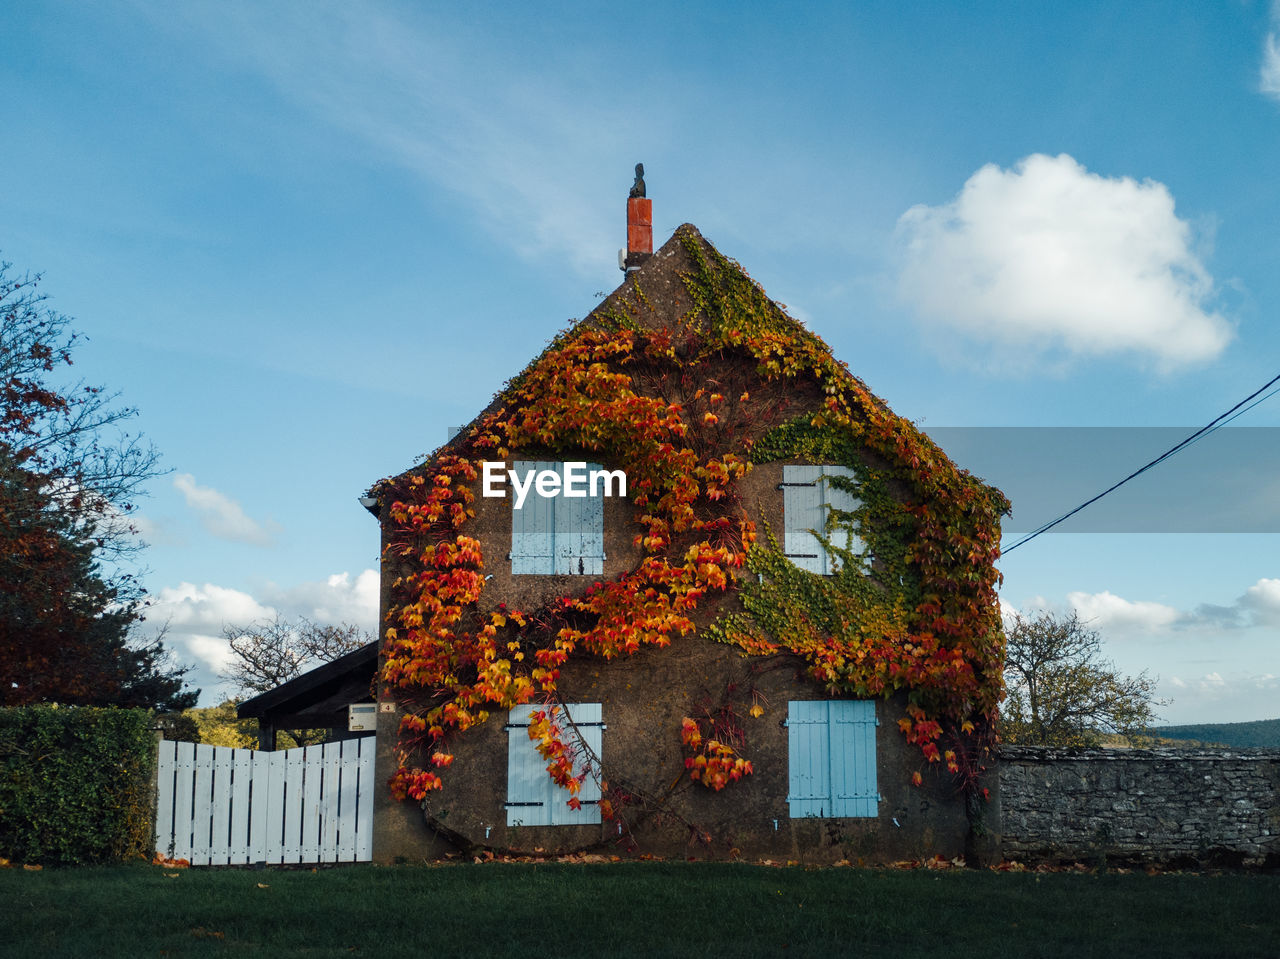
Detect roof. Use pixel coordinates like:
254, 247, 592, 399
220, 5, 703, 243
236, 640, 378, 725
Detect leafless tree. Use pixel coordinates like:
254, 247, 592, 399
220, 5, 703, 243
221, 615, 371, 695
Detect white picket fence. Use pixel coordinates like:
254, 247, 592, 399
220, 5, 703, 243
154, 738, 375, 866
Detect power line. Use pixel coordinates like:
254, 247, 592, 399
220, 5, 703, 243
1000, 370, 1280, 554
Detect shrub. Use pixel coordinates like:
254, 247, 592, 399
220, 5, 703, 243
0, 706, 155, 865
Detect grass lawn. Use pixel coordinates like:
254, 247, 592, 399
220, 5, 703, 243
1, 861, 1276, 958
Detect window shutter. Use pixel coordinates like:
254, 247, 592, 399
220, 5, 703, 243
829, 700, 878, 817
555, 467, 605, 576
505, 703, 603, 827
783, 465, 864, 575
512, 462, 606, 576
785, 700, 832, 817
820, 466, 864, 573
511, 461, 555, 574
783, 465, 826, 574
786, 700, 878, 818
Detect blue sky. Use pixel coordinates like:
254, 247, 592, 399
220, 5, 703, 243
3, 1, 1279, 721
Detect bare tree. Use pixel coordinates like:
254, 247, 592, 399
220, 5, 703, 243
221, 615, 371, 696
1001, 609, 1165, 746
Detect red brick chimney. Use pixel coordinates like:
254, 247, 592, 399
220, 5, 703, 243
623, 162, 651, 272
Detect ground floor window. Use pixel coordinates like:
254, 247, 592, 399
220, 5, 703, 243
786, 699, 879, 817
505, 703, 603, 826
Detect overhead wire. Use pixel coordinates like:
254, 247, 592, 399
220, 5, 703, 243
1000, 370, 1280, 554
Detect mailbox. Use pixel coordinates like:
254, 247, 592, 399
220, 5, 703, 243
348, 703, 377, 732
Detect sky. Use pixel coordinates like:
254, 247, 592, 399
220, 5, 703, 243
3, 0, 1279, 722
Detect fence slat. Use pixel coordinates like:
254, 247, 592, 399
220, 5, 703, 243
190, 744, 216, 866
154, 740, 177, 859
319, 742, 342, 863
264, 750, 288, 863
171, 740, 197, 863
208, 747, 232, 865
334, 740, 356, 862
299, 745, 324, 863
227, 749, 253, 862
355, 736, 374, 862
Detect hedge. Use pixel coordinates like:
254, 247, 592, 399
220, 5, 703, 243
0, 706, 155, 865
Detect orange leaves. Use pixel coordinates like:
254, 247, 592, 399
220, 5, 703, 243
388, 767, 443, 801
681, 715, 753, 791
680, 717, 702, 749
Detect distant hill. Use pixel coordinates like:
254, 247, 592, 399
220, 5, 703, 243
1149, 718, 1280, 749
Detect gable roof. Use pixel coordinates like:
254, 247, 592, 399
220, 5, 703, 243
372, 223, 886, 491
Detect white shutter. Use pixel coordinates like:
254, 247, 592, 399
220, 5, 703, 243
783, 465, 826, 573
505, 703, 603, 826
511, 461, 556, 574
512, 462, 606, 576
555, 465, 605, 575
783, 464, 864, 575
820, 466, 865, 573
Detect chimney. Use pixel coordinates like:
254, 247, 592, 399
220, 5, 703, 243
623, 162, 651, 272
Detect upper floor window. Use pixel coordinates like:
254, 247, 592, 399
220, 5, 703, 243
510, 461, 607, 575
781, 464, 864, 575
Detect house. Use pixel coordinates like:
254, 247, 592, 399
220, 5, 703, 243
364, 182, 1008, 864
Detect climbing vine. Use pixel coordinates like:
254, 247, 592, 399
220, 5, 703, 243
378, 226, 1007, 810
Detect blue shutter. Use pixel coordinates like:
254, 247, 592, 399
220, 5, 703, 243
786, 700, 831, 816
787, 700, 878, 818
555, 464, 605, 576
511, 461, 555, 574
783, 465, 825, 573
505, 703, 603, 826
829, 700, 878, 816
512, 462, 606, 576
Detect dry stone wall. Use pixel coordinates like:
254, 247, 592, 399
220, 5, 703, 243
996, 746, 1280, 868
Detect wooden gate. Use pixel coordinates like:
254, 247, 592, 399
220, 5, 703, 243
154, 738, 375, 866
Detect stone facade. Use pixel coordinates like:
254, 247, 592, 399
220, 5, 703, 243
373, 643, 975, 865
994, 746, 1280, 868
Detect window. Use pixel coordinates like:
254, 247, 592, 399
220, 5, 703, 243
781, 464, 864, 575
505, 703, 603, 826
786, 700, 879, 818
510, 461, 606, 575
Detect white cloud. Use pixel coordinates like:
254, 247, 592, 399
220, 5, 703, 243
174, 473, 274, 546
1161, 670, 1279, 723
1262, 31, 1280, 102
1240, 577, 1280, 624
146, 572, 379, 705
261, 570, 380, 630
896, 153, 1231, 371
1066, 590, 1180, 633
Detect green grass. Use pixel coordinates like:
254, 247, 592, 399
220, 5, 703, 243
1, 862, 1276, 958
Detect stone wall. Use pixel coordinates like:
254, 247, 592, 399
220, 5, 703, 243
995, 746, 1280, 868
